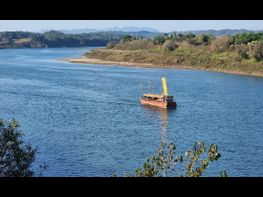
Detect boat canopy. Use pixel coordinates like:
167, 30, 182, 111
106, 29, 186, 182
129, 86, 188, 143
143, 93, 165, 99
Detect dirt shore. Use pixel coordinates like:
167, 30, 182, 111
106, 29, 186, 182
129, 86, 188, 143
64, 57, 263, 77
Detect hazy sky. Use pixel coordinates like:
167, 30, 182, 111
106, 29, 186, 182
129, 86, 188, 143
0, 20, 262, 32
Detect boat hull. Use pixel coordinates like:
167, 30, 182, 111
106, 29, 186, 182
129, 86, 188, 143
140, 98, 176, 108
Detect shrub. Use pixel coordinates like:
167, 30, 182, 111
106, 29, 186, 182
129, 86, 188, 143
121, 35, 134, 42
210, 35, 233, 52
195, 34, 210, 45
235, 48, 249, 60
133, 141, 225, 177
113, 40, 154, 50
176, 56, 185, 64
185, 33, 195, 39
106, 41, 117, 49
233, 32, 263, 44
250, 41, 263, 61
153, 35, 166, 45
162, 40, 177, 51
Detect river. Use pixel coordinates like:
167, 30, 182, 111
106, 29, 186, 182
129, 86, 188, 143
0, 47, 263, 176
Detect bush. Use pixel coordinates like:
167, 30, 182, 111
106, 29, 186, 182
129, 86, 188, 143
195, 34, 210, 45
235, 48, 249, 60
162, 40, 177, 51
133, 141, 226, 177
210, 35, 233, 52
233, 32, 263, 44
0, 119, 36, 177
113, 40, 154, 50
176, 56, 185, 64
121, 35, 134, 42
250, 41, 263, 61
153, 35, 166, 45
185, 33, 195, 39
106, 41, 117, 49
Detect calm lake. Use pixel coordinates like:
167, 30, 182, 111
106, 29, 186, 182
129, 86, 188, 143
0, 47, 263, 176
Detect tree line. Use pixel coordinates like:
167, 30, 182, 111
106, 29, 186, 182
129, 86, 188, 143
108, 32, 263, 61
0, 30, 124, 48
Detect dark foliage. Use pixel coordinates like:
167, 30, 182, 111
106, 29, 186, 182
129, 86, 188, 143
0, 119, 36, 177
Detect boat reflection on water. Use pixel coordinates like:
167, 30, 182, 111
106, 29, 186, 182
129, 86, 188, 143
142, 105, 176, 144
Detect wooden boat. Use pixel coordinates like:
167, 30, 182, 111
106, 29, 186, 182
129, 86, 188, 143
140, 77, 176, 108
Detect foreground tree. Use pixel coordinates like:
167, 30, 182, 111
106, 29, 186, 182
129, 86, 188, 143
0, 119, 36, 177
134, 141, 226, 177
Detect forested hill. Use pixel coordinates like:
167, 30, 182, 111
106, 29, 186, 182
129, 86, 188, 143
1, 29, 262, 49
0, 30, 155, 49
85, 32, 263, 77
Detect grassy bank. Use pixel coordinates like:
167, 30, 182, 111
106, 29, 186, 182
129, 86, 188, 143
83, 47, 263, 77
66, 33, 263, 77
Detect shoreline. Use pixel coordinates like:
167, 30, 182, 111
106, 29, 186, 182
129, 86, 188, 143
64, 57, 263, 78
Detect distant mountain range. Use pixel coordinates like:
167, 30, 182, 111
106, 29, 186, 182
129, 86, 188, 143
40, 28, 263, 37
38, 26, 263, 39
40, 27, 161, 34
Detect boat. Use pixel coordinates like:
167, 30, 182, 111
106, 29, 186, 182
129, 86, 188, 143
140, 77, 176, 108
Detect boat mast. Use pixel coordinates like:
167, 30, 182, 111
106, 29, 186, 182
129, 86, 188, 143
162, 77, 168, 96
148, 80, 152, 93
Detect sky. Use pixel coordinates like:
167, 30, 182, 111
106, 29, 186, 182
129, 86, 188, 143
0, 20, 263, 32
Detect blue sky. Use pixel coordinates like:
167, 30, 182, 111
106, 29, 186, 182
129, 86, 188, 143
0, 20, 262, 32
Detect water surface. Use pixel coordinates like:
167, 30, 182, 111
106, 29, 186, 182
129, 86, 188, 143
0, 47, 263, 176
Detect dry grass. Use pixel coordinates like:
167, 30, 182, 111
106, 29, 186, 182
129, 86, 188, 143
84, 45, 263, 77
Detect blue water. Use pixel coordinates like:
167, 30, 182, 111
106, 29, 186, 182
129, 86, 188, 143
0, 47, 263, 176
